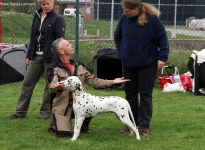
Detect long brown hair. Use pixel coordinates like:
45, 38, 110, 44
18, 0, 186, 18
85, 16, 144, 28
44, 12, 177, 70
121, 0, 161, 26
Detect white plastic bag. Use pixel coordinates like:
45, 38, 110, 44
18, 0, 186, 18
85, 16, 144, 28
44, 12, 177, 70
163, 82, 186, 93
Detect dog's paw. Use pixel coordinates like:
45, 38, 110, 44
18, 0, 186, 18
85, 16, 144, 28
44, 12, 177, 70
70, 138, 76, 141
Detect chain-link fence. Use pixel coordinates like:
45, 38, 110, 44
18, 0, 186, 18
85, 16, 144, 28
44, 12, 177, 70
1, 0, 205, 74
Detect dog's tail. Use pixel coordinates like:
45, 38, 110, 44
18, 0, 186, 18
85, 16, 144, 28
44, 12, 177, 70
127, 102, 137, 128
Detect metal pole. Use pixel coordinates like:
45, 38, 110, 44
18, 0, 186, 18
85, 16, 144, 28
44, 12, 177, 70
90, 0, 94, 20
75, 0, 79, 60
0, 0, 2, 42
110, 0, 114, 39
97, 0, 99, 20
172, 0, 177, 38
158, 0, 160, 11
85, 0, 87, 18
174, 0, 177, 30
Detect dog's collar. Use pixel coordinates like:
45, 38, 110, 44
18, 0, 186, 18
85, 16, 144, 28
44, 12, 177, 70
71, 85, 84, 92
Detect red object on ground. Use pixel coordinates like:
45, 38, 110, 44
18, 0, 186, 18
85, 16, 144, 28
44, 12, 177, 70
158, 74, 172, 89
0, 45, 10, 49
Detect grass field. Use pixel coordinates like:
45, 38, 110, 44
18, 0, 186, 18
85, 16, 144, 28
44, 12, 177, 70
0, 77, 205, 150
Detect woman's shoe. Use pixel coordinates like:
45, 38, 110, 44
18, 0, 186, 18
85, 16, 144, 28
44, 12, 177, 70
81, 126, 91, 134
140, 128, 150, 136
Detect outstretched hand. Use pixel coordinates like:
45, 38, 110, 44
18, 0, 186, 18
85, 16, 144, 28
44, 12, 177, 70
113, 77, 130, 85
55, 82, 64, 90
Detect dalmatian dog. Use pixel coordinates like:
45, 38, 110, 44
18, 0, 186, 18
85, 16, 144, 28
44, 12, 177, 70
60, 76, 140, 141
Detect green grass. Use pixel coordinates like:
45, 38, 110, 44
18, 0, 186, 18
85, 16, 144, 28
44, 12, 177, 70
0, 77, 205, 149
1, 12, 204, 149
166, 31, 204, 39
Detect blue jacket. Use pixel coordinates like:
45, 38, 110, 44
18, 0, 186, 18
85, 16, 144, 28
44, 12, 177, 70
114, 14, 169, 68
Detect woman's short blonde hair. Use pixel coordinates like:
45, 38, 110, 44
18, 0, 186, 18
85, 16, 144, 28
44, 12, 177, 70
37, 0, 54, 5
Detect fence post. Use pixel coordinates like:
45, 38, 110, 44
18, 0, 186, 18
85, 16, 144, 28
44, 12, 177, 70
75, 0, 79, 60
0, 0, 2, 42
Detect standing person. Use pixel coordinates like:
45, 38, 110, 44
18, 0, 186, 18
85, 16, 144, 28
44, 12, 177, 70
114, 0, 169, 136
48, 38, 130, 138
5, 0, 66, 120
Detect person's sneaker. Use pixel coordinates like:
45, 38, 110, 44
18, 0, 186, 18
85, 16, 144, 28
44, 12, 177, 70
81, 126, 91, 134
5, 114, 25, 120
140, 128, 150, 136
119, 125, 130, 133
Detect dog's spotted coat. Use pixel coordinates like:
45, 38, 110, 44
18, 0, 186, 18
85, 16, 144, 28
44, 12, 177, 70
61, 76, 140, 141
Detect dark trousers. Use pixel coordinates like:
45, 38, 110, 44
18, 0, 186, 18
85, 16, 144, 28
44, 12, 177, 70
123, 61, 157, 129
14, 55, 51, 118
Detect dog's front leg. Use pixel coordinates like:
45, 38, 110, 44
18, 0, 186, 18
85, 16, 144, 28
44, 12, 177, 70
70, 115, 85, 141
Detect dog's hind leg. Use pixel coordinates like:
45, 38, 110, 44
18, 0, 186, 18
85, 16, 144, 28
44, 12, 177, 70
118, 114, 140, 140
70, 115, 85, 141
129, 125, 140, 140
121, 119, 140, 140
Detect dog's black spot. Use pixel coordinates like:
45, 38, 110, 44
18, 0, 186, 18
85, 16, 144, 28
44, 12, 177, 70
121, 115, 125, 118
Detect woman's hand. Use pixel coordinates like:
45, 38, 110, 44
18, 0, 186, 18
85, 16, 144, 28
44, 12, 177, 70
26, 58, 30, 65
158, 60, 165, 71
55, 82, 64, 91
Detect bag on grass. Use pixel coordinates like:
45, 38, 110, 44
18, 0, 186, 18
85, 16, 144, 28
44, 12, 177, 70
179, 74, 192, 92
158, 66, 179, 89
163, 82, 186, 93
170, 74, 192, 92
